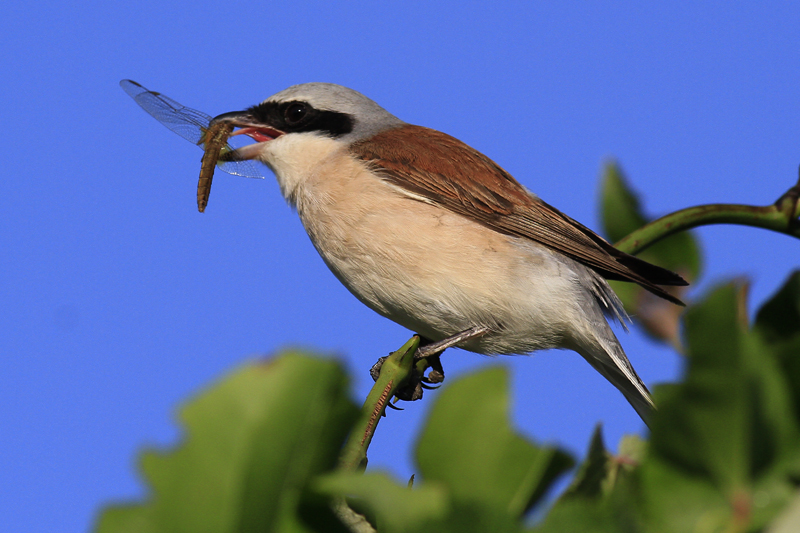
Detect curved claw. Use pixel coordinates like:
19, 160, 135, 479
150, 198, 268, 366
370, 327, 489, 407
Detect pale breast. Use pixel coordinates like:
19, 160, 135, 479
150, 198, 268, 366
285, 149, 583, 354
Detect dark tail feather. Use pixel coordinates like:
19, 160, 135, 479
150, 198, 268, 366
606, 251, 689, 306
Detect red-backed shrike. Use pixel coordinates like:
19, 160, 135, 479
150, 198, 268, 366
211, 83, 686, 422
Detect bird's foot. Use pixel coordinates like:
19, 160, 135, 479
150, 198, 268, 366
370, 326, 491, 402
369, 352, 443, 402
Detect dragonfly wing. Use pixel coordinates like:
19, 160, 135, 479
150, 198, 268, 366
120, 79, 211, 145
217, 161, 266, 179
217, 134, 266, 179
121, 79, 266, 180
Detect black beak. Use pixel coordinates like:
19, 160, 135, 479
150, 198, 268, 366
210, 110, 257, 127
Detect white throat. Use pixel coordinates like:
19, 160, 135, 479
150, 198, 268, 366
254, 133, 348, 207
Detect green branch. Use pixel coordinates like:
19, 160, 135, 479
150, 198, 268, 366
338, 336, 420, 471
615, 174, 800, 255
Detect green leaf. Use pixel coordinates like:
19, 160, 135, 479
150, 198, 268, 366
603, 434, 646, 496
755, 270, 800, 343
599, 162, 647, 244
562, 425, 608, 499
317, 368, 568, 533
314, 472, 450, 533
635, 455, 730, 533
755, 270, 800, 442
95, 352, 359, 533
541, 431, 647, 532
533, 498, 629, 533
599, 161, 702, 280
600, 162, 702, 346
415, 367, 574, 518
637, 283, 800, 531
767, 490, 800, 533
616, 434, 647, 466
650, 284, 751, 487
315, 472, 527, 533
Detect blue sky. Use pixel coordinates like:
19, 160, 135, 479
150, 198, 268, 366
3, 2, 800, 531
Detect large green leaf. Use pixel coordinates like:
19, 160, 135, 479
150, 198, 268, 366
314, 472, 451, 533
95, 353, 359, 533
317, 367, 571, 532
416, 367, 573, 518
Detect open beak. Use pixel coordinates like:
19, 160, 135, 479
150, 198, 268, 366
210, 110, 284, 161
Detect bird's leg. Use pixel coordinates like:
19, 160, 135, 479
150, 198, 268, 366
371, 325, 491, 402
414, 325, 491, 360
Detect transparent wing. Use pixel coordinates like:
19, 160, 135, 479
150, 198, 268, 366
120, 79, 265, 179
120, 79, 211, 144
217, 136, 266, 179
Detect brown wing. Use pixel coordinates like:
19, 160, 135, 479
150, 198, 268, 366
350, 125, 687, 305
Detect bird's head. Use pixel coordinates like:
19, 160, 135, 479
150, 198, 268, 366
212, 83, 404, 165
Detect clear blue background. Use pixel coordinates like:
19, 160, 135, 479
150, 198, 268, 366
3, 2, 799, 531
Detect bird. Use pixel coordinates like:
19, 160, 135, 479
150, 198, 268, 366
209, 83, 688, 422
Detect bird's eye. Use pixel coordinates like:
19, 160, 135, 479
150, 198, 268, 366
284, 103, 308, 125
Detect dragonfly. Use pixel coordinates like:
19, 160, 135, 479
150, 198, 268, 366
120, 79, 265, 212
